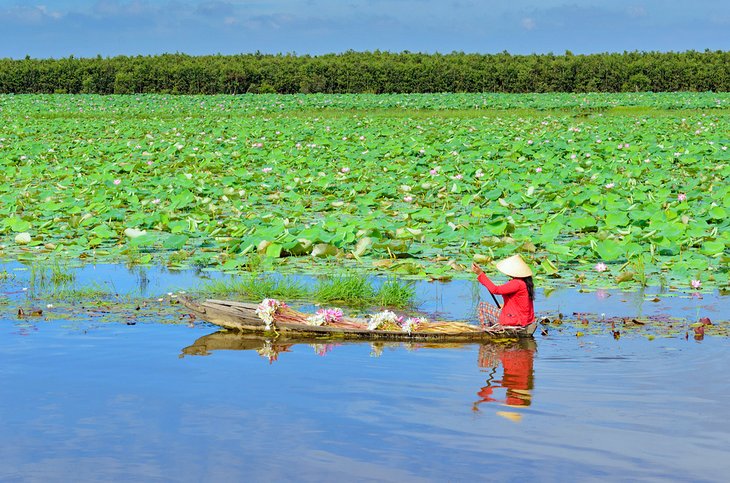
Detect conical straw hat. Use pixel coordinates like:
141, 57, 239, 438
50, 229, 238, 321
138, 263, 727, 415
494, 254, 532, 278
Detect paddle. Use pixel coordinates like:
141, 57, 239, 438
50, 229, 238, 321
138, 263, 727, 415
471, 262, 501, 309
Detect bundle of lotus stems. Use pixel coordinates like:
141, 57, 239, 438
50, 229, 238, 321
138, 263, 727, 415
273, 305, 483, 333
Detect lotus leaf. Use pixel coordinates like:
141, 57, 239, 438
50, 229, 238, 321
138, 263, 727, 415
0, 93, 728, 289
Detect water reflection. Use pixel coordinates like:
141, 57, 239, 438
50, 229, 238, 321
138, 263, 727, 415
473, 339, 536, 411
182, 331, 539, 411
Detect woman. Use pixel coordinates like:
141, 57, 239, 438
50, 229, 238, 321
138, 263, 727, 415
471, 254, 535, 327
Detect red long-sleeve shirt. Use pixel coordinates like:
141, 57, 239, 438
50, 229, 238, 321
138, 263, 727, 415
477, 273, 535, 327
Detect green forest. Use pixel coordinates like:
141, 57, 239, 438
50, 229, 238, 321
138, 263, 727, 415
0, 50, 728, 95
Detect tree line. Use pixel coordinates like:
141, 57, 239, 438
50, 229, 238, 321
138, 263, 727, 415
0, 50, 727, 94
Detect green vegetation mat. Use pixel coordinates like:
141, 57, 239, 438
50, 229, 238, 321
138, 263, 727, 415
0, 93, 728, 291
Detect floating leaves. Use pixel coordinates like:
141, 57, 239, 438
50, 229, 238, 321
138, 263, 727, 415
0, 93, 728, 288
542, 312, 729, 339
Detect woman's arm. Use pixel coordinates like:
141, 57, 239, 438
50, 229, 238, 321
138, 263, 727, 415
472, 263, 522, 295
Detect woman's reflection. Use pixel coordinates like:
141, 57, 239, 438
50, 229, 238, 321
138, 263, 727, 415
473, 339, 536, 411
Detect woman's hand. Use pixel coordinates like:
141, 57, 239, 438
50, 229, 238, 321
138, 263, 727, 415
471, 262, 484, 276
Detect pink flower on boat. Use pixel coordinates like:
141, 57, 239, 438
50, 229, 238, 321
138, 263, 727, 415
691, 279, 701, 289
677, 193, 687, 202
113, 179, 121, 185
595, 262, 607, 272
320, 308, 343, 323
262, 167, 273, 173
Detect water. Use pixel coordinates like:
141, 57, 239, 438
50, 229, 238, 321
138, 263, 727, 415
1, 264, 728, 481
2, 262, 723, 321
2, 322, 729, 481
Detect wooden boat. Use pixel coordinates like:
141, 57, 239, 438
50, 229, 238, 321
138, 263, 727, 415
180, 297, 537, 342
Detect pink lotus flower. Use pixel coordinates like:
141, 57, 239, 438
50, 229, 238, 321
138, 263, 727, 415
570, 154, 577, 160
595, 262, 607, 272
677, 193, 687, 202
152, 198, 161, 204
147, 160, 153, 166
585, 153, 591, 158
691, 279, 701, 289
113, 179, 121, 185
536, 167, 542, 173
605, 183, 615, 189
429, 168, 438, 175
453, 173, 463, 180
262, 167, 273, 173
341, 167, 350, 173
527, 140, 533, 145
617, 144, 624, 149
403, 195, 413, 202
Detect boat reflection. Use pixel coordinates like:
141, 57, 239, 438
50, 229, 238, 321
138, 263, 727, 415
181, 330, 359, 362
182, 331, 537, 408
182, 329, 534, 358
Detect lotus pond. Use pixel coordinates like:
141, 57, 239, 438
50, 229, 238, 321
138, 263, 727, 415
0, 93, 728, 294
2, 92, 728, 480
1, 263, 729, 481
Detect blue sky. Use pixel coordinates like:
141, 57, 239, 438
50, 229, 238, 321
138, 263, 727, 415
1, 0, 728, 58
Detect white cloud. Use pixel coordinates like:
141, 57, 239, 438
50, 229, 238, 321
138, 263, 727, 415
0, 4, 65, 24
627, 6, 647, 18
521, 17, 536, 30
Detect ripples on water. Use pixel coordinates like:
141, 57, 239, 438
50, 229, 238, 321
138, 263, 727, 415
1, 319, 729, 482
1, 264, 728, 481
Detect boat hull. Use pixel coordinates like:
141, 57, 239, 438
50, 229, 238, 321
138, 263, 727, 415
180, 297, 536, 341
